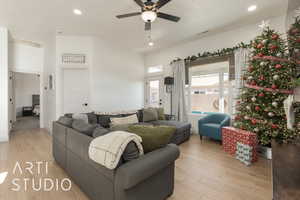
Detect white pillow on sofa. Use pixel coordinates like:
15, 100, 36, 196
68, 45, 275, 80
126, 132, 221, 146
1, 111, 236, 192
110, 114, 138, 127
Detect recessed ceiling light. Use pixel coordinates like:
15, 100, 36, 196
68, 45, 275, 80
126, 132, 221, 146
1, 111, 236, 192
73, 9, 82, 15
148, 41, 154, 46
248, 5, 257, 12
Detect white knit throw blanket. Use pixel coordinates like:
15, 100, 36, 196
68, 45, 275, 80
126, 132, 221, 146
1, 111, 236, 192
88, 131, 144, 170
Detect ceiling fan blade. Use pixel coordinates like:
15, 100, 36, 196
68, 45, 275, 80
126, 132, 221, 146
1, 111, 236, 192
133, 0, 144, 7
145, 21, 151, 31
156, 0, 172, 9
116, 12, 141, 19
157, 12, 180, 22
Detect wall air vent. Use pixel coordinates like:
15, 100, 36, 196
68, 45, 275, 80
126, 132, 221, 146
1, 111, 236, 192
61, 54, 86, 65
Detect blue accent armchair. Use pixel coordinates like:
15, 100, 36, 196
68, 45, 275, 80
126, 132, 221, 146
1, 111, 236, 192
198, 113, 231, 141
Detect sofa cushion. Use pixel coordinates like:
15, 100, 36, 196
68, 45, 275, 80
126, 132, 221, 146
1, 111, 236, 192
150, 120, 191, 131
93, 127, 110, 138
97, 114, 123, 128
156, 107, 166, 120
128, 125, 176, 153
73, 113, 89, 124
202, 123, 221, 129
143, 108, 158, 122
110, 114, 138, 127
87, 112, 98, 124
72, 120, 98, 137
58, 116, 73, 128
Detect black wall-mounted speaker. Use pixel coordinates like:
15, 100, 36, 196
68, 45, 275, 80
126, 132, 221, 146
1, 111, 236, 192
164, 77, 174, 85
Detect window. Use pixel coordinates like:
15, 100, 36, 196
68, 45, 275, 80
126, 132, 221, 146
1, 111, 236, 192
189, 61, 230, 114
147, 65, 163, 74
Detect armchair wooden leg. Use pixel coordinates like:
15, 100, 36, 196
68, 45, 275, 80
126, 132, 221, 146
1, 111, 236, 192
200, 135, 203, 140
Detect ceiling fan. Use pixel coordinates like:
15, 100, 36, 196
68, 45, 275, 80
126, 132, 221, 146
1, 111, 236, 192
116, 0, 180, 31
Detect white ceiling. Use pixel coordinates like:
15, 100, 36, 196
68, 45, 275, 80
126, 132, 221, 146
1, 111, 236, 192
0, 0, 288, 53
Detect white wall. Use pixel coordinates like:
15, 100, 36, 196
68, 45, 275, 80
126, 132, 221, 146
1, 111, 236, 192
0, 27, 9, 142
91, 38, 144, 112
9, 41, 44, 74
55, 36, 145, 115
144, 15, 287, 67
14, 73, 40, 117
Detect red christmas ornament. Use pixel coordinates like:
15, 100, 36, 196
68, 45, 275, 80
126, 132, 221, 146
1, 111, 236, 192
257, 53, 264, 57
270, 45, 278, 51
257, 43, 264, 49
237, 101, 241, 104
250, 80, 256, 86
271, 124, 278, 129
258, 93, 265, 97
275, 64, 282, 69
259, 75, 265, 81
251, 119, 257, 125
248, 66, 254, 72
271, 84, 277, 89
255, 106, 261, 111
271, 34, 279, 40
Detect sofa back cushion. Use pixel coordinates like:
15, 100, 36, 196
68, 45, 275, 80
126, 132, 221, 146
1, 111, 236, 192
110, 114, 138, 127
72, 113, 89, 124
72, 120, 98, 137
58, 116, 73, 128
142, 108, 158, 122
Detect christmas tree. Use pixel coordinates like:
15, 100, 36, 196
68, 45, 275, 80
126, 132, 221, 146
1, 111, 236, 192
288, 15, 300, 131
234, 23, 298, 146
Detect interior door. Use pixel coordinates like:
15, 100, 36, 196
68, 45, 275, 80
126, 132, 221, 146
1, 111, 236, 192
145, 77, 164, 107
63, 69, 90, 114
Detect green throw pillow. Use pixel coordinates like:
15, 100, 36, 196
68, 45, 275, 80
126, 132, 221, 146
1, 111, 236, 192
128, 125, 176, 153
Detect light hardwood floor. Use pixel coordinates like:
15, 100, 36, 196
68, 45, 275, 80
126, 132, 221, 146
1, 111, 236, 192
0, 129, 272, 200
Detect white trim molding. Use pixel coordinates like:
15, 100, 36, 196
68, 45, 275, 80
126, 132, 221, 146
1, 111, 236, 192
0, 27, 9, 142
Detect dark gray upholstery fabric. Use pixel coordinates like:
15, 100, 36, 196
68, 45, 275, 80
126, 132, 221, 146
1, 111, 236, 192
58, 116, 73, 128
52, 121, 179, 200
64, 113, 73, 118
87, 112, 98, 124
150, 120, 192, 145
122, 142, 140, 162
143, 108, 158, 122
92, 126, 110, 138
97, 114, 122, 128
116, 144, 179, 190
72, 120, 98, 137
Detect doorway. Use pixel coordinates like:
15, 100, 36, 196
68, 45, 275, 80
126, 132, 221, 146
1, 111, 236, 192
11, 72, 41, 131
145, 76, 164, 107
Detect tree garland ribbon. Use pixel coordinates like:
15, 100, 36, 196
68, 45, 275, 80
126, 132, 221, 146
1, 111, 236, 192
245, 84, 294, 95
252, 55, 296, 64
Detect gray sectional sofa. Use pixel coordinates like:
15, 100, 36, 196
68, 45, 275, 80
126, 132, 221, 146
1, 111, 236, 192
53, 122, 180, 200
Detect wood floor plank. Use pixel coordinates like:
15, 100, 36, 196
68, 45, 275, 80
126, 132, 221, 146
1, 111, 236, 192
0, 129, 272, 200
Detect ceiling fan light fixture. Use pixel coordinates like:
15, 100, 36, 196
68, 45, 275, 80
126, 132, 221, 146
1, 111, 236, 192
141, 11, 157, 22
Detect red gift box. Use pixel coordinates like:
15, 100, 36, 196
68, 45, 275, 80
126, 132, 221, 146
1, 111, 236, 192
222, 127, 258, 162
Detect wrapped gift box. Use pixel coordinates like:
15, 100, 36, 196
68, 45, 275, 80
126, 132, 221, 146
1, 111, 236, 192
222, 127, 258, 163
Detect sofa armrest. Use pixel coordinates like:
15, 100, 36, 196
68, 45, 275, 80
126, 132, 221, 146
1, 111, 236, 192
115, 144, 180, 190
220, 117, 231, 127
